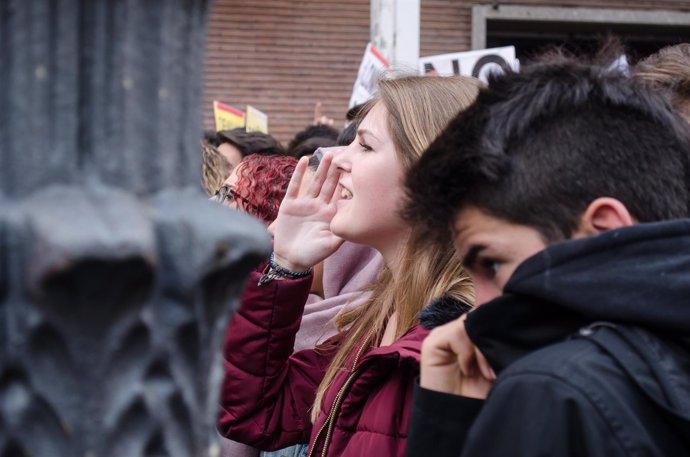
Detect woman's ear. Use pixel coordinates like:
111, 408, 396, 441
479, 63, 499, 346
572, 197, 636, 238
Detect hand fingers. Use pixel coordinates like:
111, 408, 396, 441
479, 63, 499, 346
318, 157, 341, 202
306, 152, 333, 198
319, 115, 335, 126
451, 315, 479, 377
451, 314, 495, 381
313, 101, 322, 124
328, 177, 341, 207
461, 313, 495, 381
475, 347, 496, 381
284, 156, 309, 199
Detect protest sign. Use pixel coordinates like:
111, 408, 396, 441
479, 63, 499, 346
246, 105, 269, 134
349, 43, 390, 109
213, 101, 245, 131
419, 46, 518, 83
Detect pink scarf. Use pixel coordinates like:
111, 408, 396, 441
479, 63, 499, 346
295, 241, 383, 351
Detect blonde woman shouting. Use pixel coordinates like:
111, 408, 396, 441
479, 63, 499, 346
219, 75, 481, 457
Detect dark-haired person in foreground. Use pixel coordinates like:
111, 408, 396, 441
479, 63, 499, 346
404, 59, 690, 456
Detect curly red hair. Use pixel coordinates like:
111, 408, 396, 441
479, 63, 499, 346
233, 154, 298, 224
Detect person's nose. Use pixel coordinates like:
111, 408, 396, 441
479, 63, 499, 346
331, 143, 353, 173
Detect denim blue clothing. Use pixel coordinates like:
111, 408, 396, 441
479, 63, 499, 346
261, 444, 308, 457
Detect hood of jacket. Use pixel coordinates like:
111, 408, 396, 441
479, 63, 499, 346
463, 218, 690, 425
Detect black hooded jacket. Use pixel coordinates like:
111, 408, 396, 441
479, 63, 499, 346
407, 219, 690, 457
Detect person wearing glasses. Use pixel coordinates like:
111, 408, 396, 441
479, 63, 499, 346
214, 152, 297, 457
215, 154, 297, 225
219, 75, 481, 457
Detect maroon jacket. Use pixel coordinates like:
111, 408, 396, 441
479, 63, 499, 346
219, 266, 428, 457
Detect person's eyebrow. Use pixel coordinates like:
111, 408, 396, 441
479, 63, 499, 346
461, 244, 485, 268
357, 128, 380, 142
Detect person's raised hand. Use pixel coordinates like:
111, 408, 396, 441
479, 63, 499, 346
313, 101, 335, 126
420, 313, 495, 399
271, 152, 344, 272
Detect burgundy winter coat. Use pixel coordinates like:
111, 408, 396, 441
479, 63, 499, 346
218, 265, 428, 457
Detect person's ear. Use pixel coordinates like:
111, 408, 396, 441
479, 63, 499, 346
573, 197, 636, 238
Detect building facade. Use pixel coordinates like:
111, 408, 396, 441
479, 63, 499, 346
203, 0, 690, 145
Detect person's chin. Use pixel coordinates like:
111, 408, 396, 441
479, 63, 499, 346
330, 214, 349, 239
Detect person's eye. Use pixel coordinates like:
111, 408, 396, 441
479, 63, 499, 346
478, 257, 500, 277
359, 142, 373, 152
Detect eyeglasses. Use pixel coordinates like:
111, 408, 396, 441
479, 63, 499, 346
214, 184, 258, 212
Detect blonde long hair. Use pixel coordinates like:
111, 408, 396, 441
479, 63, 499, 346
201, 141, 230, 196
311, 75, 482, 422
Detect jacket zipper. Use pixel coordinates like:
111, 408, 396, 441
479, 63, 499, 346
308, 340, 369, 457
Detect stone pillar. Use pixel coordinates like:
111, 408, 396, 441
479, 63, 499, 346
0, 2, 270, 456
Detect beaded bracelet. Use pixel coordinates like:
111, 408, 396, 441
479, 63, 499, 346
258, 252, 313, 286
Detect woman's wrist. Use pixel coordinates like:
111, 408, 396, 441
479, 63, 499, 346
257, 252, 313, 286
272, 251, 310, 273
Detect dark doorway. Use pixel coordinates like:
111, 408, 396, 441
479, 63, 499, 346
486, 20, 690, 63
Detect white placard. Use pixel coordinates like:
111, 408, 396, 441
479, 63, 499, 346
349, 43, 390, 109
419, 46, 519, 83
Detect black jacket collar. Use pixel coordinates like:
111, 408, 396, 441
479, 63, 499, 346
465, 219, 690, 372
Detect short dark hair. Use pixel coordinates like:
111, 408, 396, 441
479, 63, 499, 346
346, 103, 365, 122
217, 128, 285, 157
286, 124, 339, 158
203, 129, 222, 147
405, 58, 690, 244
288, 135, 338, 159
337, 121, 358, 146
